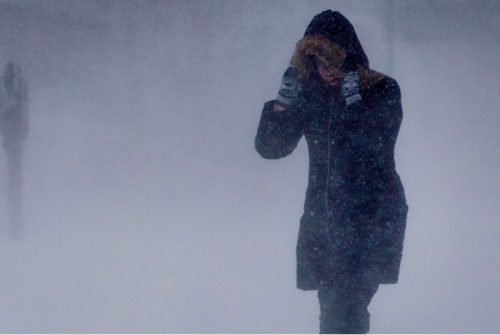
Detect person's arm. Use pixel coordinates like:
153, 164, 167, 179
273, 67, 301, 111
339, 77, 402, 178
369, 78, 403, 167
272, 104, 287, 112
255, 67, 305, 159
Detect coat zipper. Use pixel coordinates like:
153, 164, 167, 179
323, 102, 336, 275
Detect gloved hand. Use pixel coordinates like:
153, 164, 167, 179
340, 57, 362, 106
275, 67, 301, 109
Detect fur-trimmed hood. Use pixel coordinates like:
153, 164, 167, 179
303, 10, 369, 68
290, 35, 346, 82
291, 11, 385, 88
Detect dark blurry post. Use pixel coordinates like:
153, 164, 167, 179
0, 62, 29, 239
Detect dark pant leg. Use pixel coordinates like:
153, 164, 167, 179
344, 280, 379, 334
318, 278, 379, 334
318, 285, 348, 334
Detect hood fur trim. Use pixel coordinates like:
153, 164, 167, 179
358, 67, 386, 90
290, 36, 385, 88
290, 36, 345, 82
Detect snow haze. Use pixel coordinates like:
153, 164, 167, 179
0, 0, 499, 333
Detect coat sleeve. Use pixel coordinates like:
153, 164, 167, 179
367, 78, 403, 169
337, 78, 402, 185
255, 100, 306, 159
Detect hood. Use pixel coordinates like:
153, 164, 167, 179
290, 10, 385, 88
303, 10, 369, 68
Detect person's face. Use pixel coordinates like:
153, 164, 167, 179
317, 62, 344, 87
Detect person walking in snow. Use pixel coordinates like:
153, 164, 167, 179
255, 11, 408, 333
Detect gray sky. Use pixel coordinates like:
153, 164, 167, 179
0, 0, 499, 333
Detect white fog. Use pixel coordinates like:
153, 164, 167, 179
0, 0, 499, 333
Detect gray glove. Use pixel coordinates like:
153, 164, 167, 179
340, 57, 362, 106
275, 67, 301, 108
341, 71, 362, 106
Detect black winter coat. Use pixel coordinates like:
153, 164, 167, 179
256, 73, 408, 290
